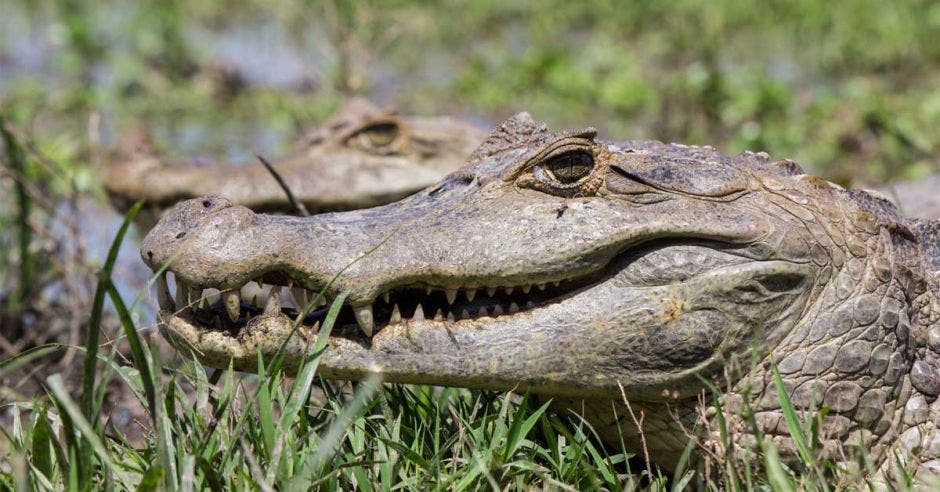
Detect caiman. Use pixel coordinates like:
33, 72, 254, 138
105, 98, 484, 215
140, 113, 940, 481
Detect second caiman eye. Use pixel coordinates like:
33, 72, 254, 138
347, 121, 400, 151
534, 150, 596, 188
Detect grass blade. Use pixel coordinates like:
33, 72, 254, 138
771, 360, 814, 467
80, 199, 143, 418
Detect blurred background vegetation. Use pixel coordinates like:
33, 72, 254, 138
0, 0, 938, 487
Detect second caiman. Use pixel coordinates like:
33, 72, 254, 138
105, 98, 484, 215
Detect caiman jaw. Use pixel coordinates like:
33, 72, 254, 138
155, 260, 599, 343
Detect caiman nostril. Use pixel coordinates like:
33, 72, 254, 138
202, 199, 212, 208
176, 232, 186, 239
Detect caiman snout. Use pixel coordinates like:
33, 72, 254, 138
140, 194, 273, 289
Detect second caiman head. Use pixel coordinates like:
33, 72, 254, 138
105, 98, 485, 215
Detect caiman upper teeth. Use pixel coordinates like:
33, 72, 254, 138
537, 283, 546, 291
521, 285, 531, 294
291, 287, 307, 309
486, 287, 496, 297
354, 305, 374, 337
465, 289, 476, 302
382, 292, 390, 303
445, 288, 457, 305
504, 286, 514, 295
157, 274, 174, 311
223, 290, 240, 322
264, 290, 280, 316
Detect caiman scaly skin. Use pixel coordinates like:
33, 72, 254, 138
105, 98, 484, 215
141, 114, 940, 480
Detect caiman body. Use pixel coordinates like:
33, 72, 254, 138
141, 114, 940, 480
106, 99, 484, 215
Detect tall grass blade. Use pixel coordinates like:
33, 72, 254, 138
106, 284, 156, 420
80, 199, 143, 418
30, 406, 55, 481
0, 117, 33, 311
46, 375, 120, 482
771, 360, 814, 467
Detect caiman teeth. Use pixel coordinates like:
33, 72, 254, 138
354, 305, 374, 336
157, 274, 174, 311
223, 290, 240, 322
165, 268, 587, 344
290, 287, 304, 307
264, 290, 281, 316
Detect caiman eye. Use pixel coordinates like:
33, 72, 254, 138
347, 121, 400, 151
534, 150, 596, 188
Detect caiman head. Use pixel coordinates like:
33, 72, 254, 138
106, 98, 485, 214
142, 114, 939, 472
